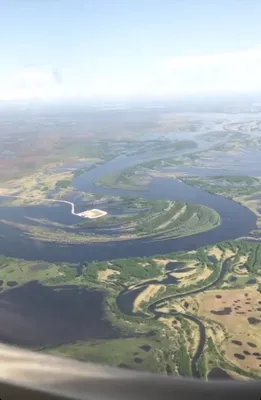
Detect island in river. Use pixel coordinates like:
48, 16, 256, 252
1, 109, 261, 381
0, 187, 221, 245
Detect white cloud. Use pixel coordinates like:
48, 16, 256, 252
142, 47, 261, 96
1, 48, 261, 101
0, 67, 137, 101
164, 48, 261, 70
0, 67, 64, 101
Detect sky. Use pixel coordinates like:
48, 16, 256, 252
1, 0, 261, 101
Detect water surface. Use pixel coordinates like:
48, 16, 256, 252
0, 281, 120, 347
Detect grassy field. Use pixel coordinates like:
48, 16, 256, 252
0, 169, 75, 204
0, 165, 101, 206
43, 337, 177, 373
196, 288, 261, 375
0, 256, 78, 290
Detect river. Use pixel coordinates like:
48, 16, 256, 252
0, 115, 258, 263
0, 117, 259, 374
0, 166, 257, 263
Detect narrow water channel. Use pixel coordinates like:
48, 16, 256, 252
116, 259, 231, 377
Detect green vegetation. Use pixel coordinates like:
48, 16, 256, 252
55, 179, 72, 188
182, 175, 261, 227
197, 354, 207, 379
2, 239, 261, 379
168, 140, 197, 151
43, 337, 174, 373
73, 164, 98, 177
2, 196, 220, 245
80, 198, 220, 241
51, 139, 119, 162
0, 256, 77, 290
198, 131, 249, 143
79, 240, 261, 378
96, 140, 197, 190
210, 134, 261, 153
84, 258, 161, 282
183, 175, 261, 198
245, 243, 261, 274
96, 166, 151, 190
127, 139, 197, 158
139, 152, 202, 171
175, 344, 192, 376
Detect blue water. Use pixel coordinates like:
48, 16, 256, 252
0, 123, 259, 263
0, 169, 256, 263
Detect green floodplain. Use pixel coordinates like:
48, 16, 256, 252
2, 239, 261, 380
181, 176, 261, 228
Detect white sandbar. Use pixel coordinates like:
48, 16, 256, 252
77, 209, 107, 219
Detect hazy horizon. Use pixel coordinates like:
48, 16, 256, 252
1, 0, 261, 101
